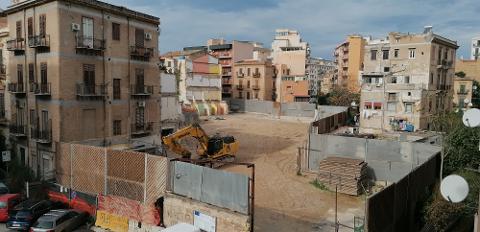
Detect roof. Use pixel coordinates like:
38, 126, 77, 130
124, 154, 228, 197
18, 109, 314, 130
161, 50, 206, 58
0, 193, 20, 201
5, 0, 159, 24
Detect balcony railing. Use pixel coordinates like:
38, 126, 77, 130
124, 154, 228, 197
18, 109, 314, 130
253, 73, 261, 78
7, 38, 25, 51
457, 89, 469, 95
222, 72, 232, 76
131, 122, 153, 135
8, 83, 26, 94
236, 85, 244, 90
76, 84, 107, 97
131, 84, 154, 96
130, 46, 154, 61
76, 36, 106, 51
31, 121, 52, 143
238, 73, 245, 78
28, 35, 50, 48
252, 85, 260, 90
9, 123, 27, 137
31, 83, 51, 96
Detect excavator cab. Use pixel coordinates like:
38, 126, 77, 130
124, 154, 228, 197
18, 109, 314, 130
207, 136, 224, 156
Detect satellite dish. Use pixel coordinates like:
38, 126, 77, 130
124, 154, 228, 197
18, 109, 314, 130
463, 108, 480, 128
440, 175, 469, 203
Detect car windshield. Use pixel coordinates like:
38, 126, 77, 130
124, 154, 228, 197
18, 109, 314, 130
0, 202, 7, 209
14, 210, 32, 219
0, 187, 8, 194
33, 220, 54, 229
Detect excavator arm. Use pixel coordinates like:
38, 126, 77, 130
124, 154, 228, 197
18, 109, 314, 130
161, 123, 210, 159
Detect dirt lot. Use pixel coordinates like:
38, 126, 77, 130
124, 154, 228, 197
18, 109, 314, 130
200, 113, 364, 232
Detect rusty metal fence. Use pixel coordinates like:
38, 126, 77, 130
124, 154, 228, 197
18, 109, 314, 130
56, 143, 168, 205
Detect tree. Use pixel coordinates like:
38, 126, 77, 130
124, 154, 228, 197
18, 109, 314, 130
455, 71, 466, 78
473, 80, 480, 108
325, 87, 360, 106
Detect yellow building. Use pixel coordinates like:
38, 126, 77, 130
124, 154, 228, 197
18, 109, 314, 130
334, 35, 366, 92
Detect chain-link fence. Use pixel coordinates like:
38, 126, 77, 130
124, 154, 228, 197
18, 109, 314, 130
56, 142, 168, 204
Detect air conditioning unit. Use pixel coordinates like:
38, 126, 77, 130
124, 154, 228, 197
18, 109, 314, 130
376, 83, 382, 87
137, 101, 146, 107
71, 23, 80, 32
145, 32, 152, 40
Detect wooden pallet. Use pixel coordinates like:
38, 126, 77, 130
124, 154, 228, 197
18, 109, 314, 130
317, 156, 368, 196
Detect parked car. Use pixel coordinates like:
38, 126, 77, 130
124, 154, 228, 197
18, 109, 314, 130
0, 193, 22, 222
6, 199, 59, 230
0, 182, 10, 194
30, 209, 88, 232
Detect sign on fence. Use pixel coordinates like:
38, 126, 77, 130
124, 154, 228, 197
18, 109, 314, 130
2, 151, 10, 162
96, 210, 129, 232
193, 210, 216, 232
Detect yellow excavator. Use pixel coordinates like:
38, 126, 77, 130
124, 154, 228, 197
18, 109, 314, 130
161, 123, 239, 161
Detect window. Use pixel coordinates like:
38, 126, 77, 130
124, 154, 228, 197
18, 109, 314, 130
408, 48, 416, 59
387, 102, 396, 112
40, 63, 47, 88
247, 80, 250, 88
429, 73, 433, 84
83, 64, 95, 93
438, 48, 442, 64
17, 64, 23, 85
382, 50, 389, 60
390, 76, 397, 84
238, 91, 243, 99
405, 103, 413, 113
364, 103, 372, 109
247, 92, 250, 99
16, 21, 22, 39
370, 50, 377, 60
404, 76, 410, 84
113, 120, 121, 135
247, 68, 251, 76
388, 93, 397, 101
460, 84, 466, 93
374, 103, 382, 110
254, 92, 258, 99
112, 23, 120, 41
28, 63, 34, 84
394, 49, 399, 58
113, 79, 121, 99
135, 28, 144, 47
27, 17, 33, 37
384, 67, 390, 72
41, 110, 48, 131
39, 14, 46, 36
30, 109, 36, 124
255, 68, 259, 74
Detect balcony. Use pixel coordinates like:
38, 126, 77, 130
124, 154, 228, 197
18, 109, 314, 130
437, 60, 453, 69
236, 85, 244, 90
222, 72, 232, 76
76, 84, 107, 98
7, 38, 25, 51
253, 73, 261, 78
31, 121, 52, 143
130, 84, 154, 96
8, 83, 26, 95
28, 35, 50, 48
457, 89, 469, 95
76, 36, 105, 54
237, 73, 245, 78
9, 123, 27, 137
222, 79, 232, 85
130, 46, 154, 61
131, 122, 153, 136
252, 85, 260, 90
31, 83, 51, 96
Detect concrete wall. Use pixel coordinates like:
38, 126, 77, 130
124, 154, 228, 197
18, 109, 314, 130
307, 134, 441, 182
229, 99, 275, 115
281, 102, 316, 117
164, 193, 250, 232
161, 73, 177, 94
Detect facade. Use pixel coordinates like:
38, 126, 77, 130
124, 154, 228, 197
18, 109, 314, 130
456, 59, 480, 83
4, 0, 161, 179
232, 59, 275, 101
0, 17, 9, 126
360, 27, 458, 134
471, 36, 480, 60
208, 39, 255, 99
159, 58, 181, 135
452, 77, 473, 109
271, 29, 310, 102
333, 35, 366, 92
306, 57, 335, 97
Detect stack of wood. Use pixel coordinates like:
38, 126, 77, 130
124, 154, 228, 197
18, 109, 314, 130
317, 156, 368, 196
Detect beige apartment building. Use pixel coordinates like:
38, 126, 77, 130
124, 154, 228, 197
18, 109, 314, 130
4, 0, 160, 179
334, 35, 366, 92
360, 27, 458, 134
456, 59, 480, 83
452, 77, 473, 109
0, 17, 9, 126
233, 59, 275, 101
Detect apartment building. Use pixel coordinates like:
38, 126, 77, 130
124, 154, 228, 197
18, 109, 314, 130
271, 29, 310, 102
158, 58, 180, 135
471, 36, 480, 60
232, 59, 275, 101
0, 17, 9, 126
4, 0, 160, 179
452, 77, 473, 109
360, 27, 458, 134
163, 50, 225, 116
333, 35, 366, 92
306, 57, 335, 97
456, 59, 480, 83
207, 39, 254, 99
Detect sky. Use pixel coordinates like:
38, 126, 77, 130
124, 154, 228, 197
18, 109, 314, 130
0, 0, 478, 60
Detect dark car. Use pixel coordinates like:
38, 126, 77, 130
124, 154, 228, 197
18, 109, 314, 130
6, 199, 59, 230
30, 209, 88, 232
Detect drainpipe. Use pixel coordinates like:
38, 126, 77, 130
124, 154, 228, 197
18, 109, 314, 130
101, 10, 107, 145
